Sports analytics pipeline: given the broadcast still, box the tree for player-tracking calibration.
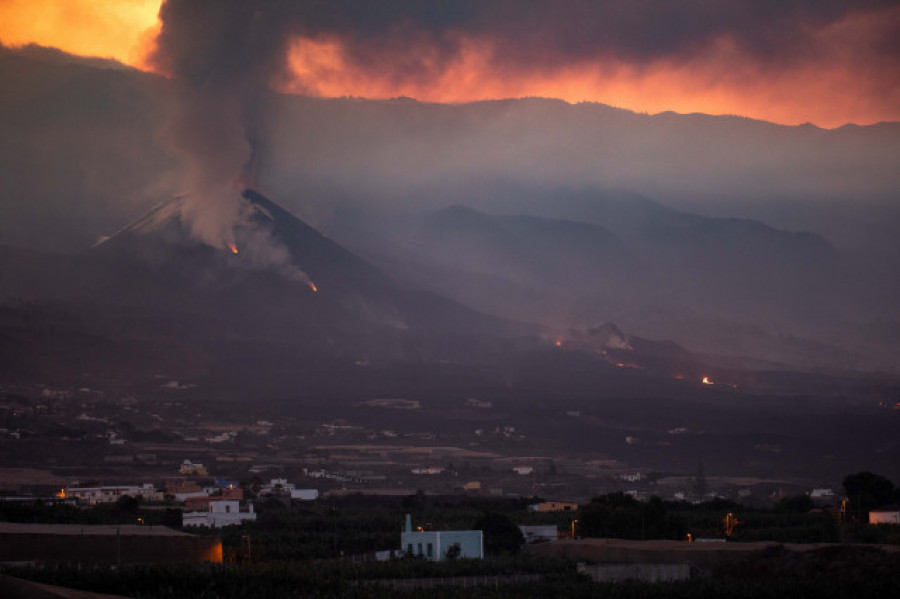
[693,460,708,498]
[579,493,682,540]
[445,543,461,560]
[161,508,183,528]
[116,494,140,515]
[843,472,895,512]
[776,494,814,513]
[580,493,638,538]
[472,512,524,555]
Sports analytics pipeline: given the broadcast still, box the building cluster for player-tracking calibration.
[259,478,319,501]
[528,501,578,512]
[179,459,208,476]
[60,483,162,505]
[58,471,320,529]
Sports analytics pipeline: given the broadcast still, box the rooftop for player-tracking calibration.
[0,523,192,537]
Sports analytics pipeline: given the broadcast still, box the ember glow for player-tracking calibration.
[308,282,317,293]
[702,376,714,385]
[228,243,239,255]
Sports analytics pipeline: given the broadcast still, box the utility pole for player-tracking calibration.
[240,534,251,562]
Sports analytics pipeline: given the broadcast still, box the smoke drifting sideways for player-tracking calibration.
[146,0,900,131]
[147,1,900,221]
[145,0,900,261]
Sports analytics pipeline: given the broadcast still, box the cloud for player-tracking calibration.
[3,1,898,125]
[276,0,900,126]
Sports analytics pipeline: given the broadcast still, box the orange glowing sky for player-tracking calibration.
[2,0,898,128]
[0,0,160,68]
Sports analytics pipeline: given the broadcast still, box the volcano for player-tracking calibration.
[0,189,710,398]
[0,190,536,390]
[88,188,527,334]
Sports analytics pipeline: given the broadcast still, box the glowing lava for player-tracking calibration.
[555,340,562,347]
[702,376,714,385]
[309,282,318,292]
[228,243,239,255]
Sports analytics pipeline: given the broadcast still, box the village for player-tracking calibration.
[0,383,854,509]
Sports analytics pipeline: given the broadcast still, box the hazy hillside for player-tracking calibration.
[2,45,899,373]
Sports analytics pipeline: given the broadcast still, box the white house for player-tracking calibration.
[261,478,295,494]
[179,460,208,475]
[290,488,319,501]
[809,488,839,506]
[183,500,256,528]
[518,525,557,543]
[400,514,482,561]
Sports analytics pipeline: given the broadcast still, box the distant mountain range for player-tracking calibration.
[317,192,883,371]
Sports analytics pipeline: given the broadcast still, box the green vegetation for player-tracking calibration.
[580,493,683,540]
[471,512,524,554]
[3,555,899,599]
[843,471,899,514]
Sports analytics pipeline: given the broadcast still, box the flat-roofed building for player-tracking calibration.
[519,524,558,543]
[0,522,221,564]
[528,501,578,512]
[870,506,900,524]
[183,499,256,528]
[400,514,483,561]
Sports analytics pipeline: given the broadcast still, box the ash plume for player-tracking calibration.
[148,1,295,258]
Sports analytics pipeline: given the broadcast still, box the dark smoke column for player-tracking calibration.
[148,0,295,248]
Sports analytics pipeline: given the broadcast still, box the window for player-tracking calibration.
[417,543,422,555]
[427,543,433,558]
